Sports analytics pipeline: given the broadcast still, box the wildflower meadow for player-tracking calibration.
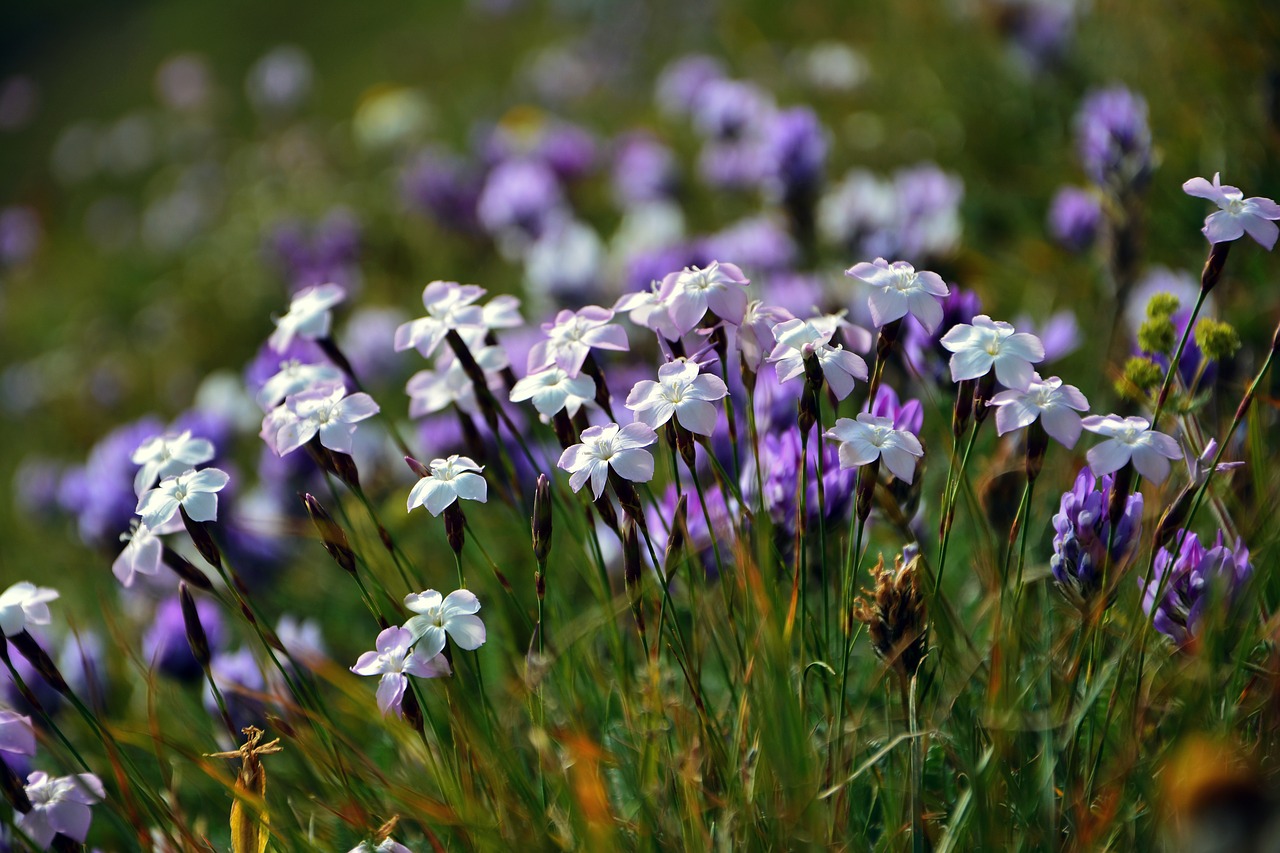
[2,1,1280,849]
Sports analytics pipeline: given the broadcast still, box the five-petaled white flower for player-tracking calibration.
[626,359,729,436]
[350,626,450,717]
[939,314,1044,391]
[111,520,170,588]
[659,261,750,334]
[268,283,346,353]
[988,374,1090,448]
[1183,172,1280,250]
[131,430,216,496]
[481,294,524,331]
[270,384,380,456]
[528,306,629,377]
[0,582,59,637]
[406,345,508,418]
[393,281,487,358]
[256,359,344,410]
[825,413,925,483]
[1082,414,1181,484]
[845,258,951,333]
[614,281,679,340]
[509,366,597,418]
[136,467,230,529]
[403,588,487,658]
[0,710,34,758]
[767,318,869,401]
[738,300,795,373]
[407,455,488,516]
[18,771,106,849]
[558,422,657,499]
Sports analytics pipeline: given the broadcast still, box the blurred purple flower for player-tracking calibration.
[645,483,736,580]
[1074,85,1151,188]
[611,132,678,207]
[205,647,268,731]
[0,206,41,268]
[1047,186,1102,251]
[893,164,964,260]
[266,211,361,293]
[655,54,726,117]
[144,595,227,682]
[867,384,924,435]
[1050,467,1143,599]
[476,159,566,248]
[401,149,482,234]
[58,417,165,547]
[704,217,796,274]
[742,425,854,537]
[762,106,827,199]
[1142,530,1251,646]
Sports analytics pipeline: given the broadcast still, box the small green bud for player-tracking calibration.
[1194,318,1241,363]
[1146,292,1181,320]
[1116,356,1162,401]
[1137,317,1176,355]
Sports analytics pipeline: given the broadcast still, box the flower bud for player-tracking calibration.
[180,506,222,571]
[1118,356,1162,400]
[302,493,356,575]
[551,411,578,450]
[180,582,211,670]
[973,373,997,426]
[664,494,688,577]
[443,503,466,557]
[610,472,647,533]
[1107,464,1134,530]
[1025,420,1049,483]
[9,632,69,697]
[162,546,214,590]
[580,354,616,420]
[447,330,502,433]
[675,423,697,471]
[856,458,880,523]
[404,456,431,479]
[532,474,553,566]
[400,684,425,734]
[1153,484,1195,551]
[1200,240,1231,295]
[622,520,646,638]
[952,378,975,439]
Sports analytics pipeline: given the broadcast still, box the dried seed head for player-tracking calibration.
[302,493,356,574]
[852,552,928,680]
[532,473,553,565]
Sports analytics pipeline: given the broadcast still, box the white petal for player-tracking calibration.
[1086,439,1131,477]
[444,613,487,650]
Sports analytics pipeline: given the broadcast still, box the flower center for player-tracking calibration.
[1227,198,1245,215]
[892,272,917,292]
[592,438,617,461]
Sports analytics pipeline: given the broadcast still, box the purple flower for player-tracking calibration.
[655,54,725,117]
[741,425,855,536]
[401,148,482,234]
[1047,186,1103,251]
[265,210,361,293]
[1074,86,1151,187]
[761,107,827,199]
[143,595,227,681]
[0,710,34,759]
[902,286,982,384]
[645,483,736,579]
[893,164,965,260]
[867,384,924,435]
[0,206,40,268]
[1182,172,1280,250]
[1142,531,1251,646]
[205,647,267,731]
[476,159,566,247]
[17,771,105,849]
[528,306,629,376]
[692,80,774,188]
[350,626,450,716]
[704,217,796,274]
[611,133,678,207]
[1050,467,1144,598]
[57,417,165,547]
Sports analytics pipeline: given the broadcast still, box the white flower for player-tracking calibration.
[18,771,106,849]
[0,710,34,758]
[939,314,1044,391]
[403,588,487,658]
[136,467,230,529]
[1082,414,1181,484]
[766,318,869,401]
[845,257,950,333]
[481,294,523,330]
[557,422,656,499]
[614,281,679,340]
[738,300,795,373]
[625,359,729,436]
[1183,172,1280,250]
[272,384,380,456]
[0,582,59,637]
[509,366,597,418]
[405,345,508,418]
[350,626,449,716]
[268,283,346,353]
[407,455,488,516]
[393,281,487,358]
[112,521,165,587]
[130,430,216,497]
[527,306,629,377]
[824,413,925,483]
[348,840,413,853]
[256,359,344,410]
[658,261,750,334]
[988,374,1090,448]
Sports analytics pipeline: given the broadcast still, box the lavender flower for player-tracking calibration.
[611,132,678,207]
[741,425,854,535]
[58,416,165,547]
[1050,467,1144,598]
[1182,173,1280,250]
[143,595,227,681]
[350,626,450,717]
[401,148,482,234]
[0,206,40,268]
[1074,86,1151,187]
[761,106,828,199]
[1047,186,1103,251]
[655,55,725,117]
[1141,530,1251,646]
[476,159,566,248]
[17,771,105,849]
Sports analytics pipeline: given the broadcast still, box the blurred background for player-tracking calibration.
[0,0,1278,721]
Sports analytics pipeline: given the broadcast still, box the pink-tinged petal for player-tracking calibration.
[404,651,450,679]
[708,284,748,325]
[1058,384,1090,411]
[835,436,880,469]
[19,806,57,848]
[50,800,93,841]
[557,445,587,472]
[275,419,317,456]
[181,492,218,523]
[636,399,676,430]
[1086,439,1131,477]
[867,288,909,328]
[1242,216,1279,251]
[1246,197,1280,218]
[878,445,918,484]
[1130,445,1172,484]
[137,494,180,529]
[1002,333,1046,364]
[948,348,992,382]
[1202,211,1246,244]
[906,290,944,334]
[845,261,886,283]
[616,422,658,448]
[67,773,105,804]
[452,471,487,503]
[350,651,383,676]
[994,356,1035,392]
[568,463,594,494]
[822,365,856,400]
[444,613,487,650]
[824,417,859,444]
[1182,176,1228,204]
[589,462,609,499]
[1040,406,1082,448]
[886,430,924,458]
[993,398,1038,436]
[376,672,407,716]
[187,468,230,493]
[829,349,869,381]
[0,712,34,757]
[441,588,481,616]
[1143,430,1183,460]
[610,448,655,483]
[916,270,950,296]
[676,400,718,436]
